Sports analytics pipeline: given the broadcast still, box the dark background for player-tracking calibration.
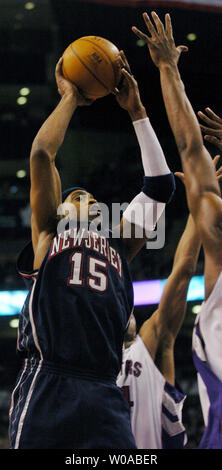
[0,0,221,448]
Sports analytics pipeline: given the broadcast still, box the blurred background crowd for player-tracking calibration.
[0,0,221,449]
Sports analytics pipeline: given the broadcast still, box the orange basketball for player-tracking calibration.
[62,36,121,100]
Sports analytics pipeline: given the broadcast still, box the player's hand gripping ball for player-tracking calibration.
[62,36,122,100]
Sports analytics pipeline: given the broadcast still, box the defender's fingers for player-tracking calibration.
[151,11,165,36]
[132,25,150,43]
[213,155,221,168]
[205,107,222,123]
[216,173,222,182]
[142,12,158,37]
[165,13,174,40]
[204,135,222,147]
[216,167,222,177]
[198,111,221,129]
[216,165,222,179]
[200,125,222,136]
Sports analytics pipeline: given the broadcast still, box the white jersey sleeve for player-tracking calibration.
[197,271,222,382]
[192,271,222,448]
[117,335,186,449]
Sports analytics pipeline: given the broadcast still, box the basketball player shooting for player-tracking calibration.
[9,51,175,449]
[133,11,222,449]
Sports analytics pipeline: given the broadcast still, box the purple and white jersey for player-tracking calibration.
[192,271,222,449]
[117,335,187,449]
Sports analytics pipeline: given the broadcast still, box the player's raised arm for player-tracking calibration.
[132,12,222,297]
[30,58,93,268]
[132,12,221,209]
[140,211,200,385]
[114,51,175,262]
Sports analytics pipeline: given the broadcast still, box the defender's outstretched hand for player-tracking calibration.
[132,11,188,69]
[55,58,94,106]
[115,51,146,120]
[198,108,222,152]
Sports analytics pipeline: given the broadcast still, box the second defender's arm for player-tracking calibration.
[139,213,201,384]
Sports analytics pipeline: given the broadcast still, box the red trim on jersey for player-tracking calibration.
[19,271,38,279]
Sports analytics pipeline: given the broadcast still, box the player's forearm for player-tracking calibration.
[159,63,220,202]
[133,115,171,177]
[121,112,175,244]
[159,63,203,156]
[31,93,77,161]
[156,217,201,341]
[172,214,201,275]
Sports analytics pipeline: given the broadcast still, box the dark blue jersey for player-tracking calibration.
[17,223,134,380]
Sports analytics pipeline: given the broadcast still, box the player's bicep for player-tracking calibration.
[139,311,160,362]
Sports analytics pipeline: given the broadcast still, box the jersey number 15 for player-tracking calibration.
[68,251,108,293]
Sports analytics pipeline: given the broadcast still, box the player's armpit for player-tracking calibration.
[116,193,166,262]
[116,217,148,263]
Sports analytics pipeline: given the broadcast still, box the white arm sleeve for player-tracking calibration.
[123,192,165,234]
[133,117,170,176]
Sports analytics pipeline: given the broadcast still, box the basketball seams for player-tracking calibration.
[70,44,109,93]
[80,38,119,86]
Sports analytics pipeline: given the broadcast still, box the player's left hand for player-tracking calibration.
[114,51,146,119]
[55,58,94,106]
[132,12,188,69]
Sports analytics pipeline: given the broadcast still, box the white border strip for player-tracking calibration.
[28,279,43,360]
[14,360,42,448]
[9,359,28,420]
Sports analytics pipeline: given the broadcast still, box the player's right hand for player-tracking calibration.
[55,58,94,106]
[175,155,222,186]
[198,108,222,152]
[115,51,146,120]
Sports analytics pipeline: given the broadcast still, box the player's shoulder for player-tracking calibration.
[17,241,39,288]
